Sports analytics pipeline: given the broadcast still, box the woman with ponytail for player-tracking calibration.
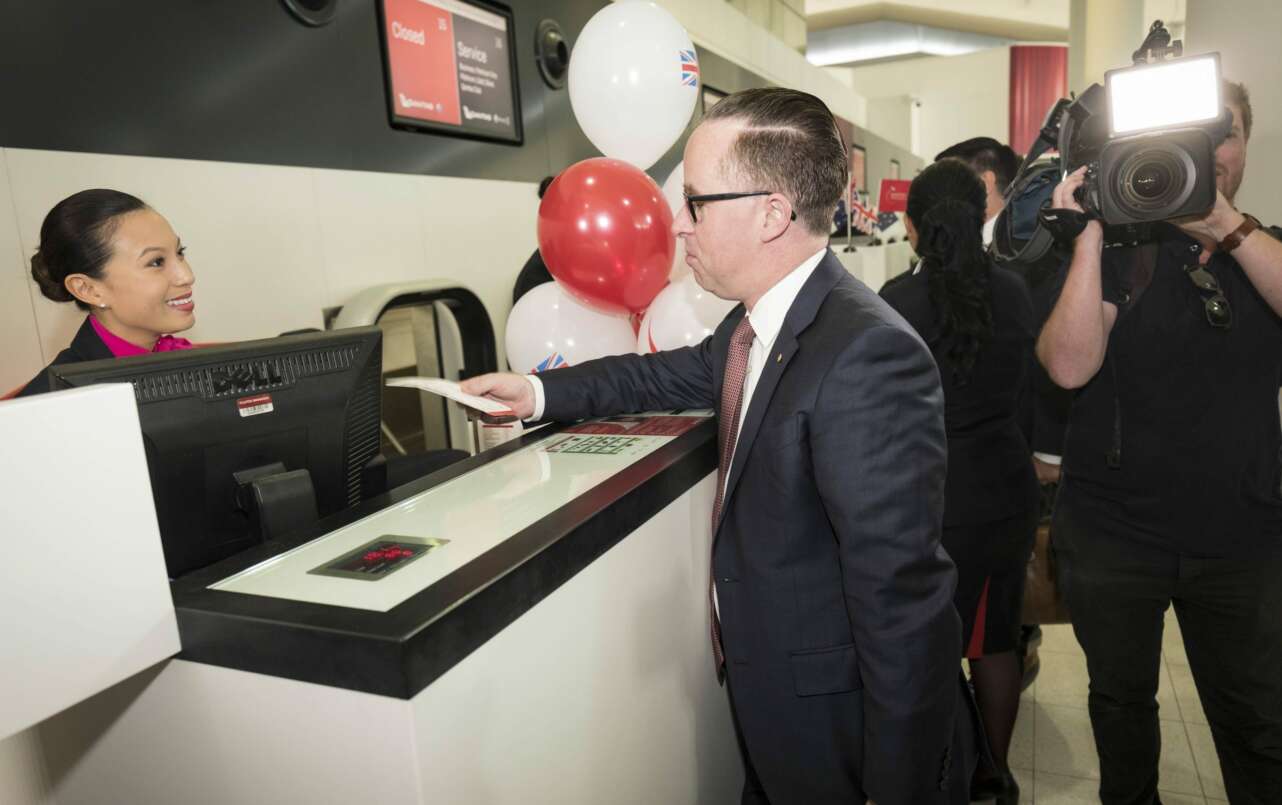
[881,159,1038,805]
[16,189,196,397]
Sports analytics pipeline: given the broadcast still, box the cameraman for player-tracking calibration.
[1039,81,1282,804]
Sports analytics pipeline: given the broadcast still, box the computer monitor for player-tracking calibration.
[50,327,383,578]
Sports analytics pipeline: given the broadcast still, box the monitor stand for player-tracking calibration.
[233,463,320,543]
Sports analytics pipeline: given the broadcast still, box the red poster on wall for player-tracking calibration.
[878,179,912,213]
[383,0,461,127]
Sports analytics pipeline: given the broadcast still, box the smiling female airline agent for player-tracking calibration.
[16,189,196,397]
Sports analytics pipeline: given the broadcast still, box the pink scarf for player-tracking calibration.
[89,315,195,357]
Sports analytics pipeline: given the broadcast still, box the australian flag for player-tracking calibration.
[534,353,569,373]
[680,50,699,88]
[876,211,899,231]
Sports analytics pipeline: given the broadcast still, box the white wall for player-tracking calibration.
[649,0,867,127]
[1185,0,1282,224]
[0,153,45,393]
[0,149,540,394]
[843,46,1012,162]
[867,96,914,155]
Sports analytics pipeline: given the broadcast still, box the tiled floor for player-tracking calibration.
[1003,610,1230,804]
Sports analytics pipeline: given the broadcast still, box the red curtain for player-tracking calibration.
[1009,45,1068,156]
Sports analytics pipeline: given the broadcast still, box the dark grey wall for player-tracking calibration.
[0,1,776,184]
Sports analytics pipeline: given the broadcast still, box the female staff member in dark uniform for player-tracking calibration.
[881,159,1039,805]
[17,189,196,397]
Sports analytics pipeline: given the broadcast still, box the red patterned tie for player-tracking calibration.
[709,315,755,675]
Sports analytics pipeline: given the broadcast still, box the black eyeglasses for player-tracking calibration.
[684,191,797,224]
[1184,263,1233,329]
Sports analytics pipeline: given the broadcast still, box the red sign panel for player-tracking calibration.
[379,0,520,143]
[877,179,912,213]
[384,0,461,127]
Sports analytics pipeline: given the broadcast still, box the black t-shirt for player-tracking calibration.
[1061,223,1282,557]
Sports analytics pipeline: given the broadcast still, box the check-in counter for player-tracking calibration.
[29,411,743,804]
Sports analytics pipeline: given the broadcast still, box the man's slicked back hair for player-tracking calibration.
[702,87,848,235]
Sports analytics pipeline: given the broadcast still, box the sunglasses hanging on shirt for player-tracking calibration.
[1183,263,1233,329]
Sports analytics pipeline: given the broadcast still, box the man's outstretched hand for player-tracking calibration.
[460,372,536,422]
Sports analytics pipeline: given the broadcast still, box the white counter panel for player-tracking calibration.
[211,415,708,612]
[0,385,179,740]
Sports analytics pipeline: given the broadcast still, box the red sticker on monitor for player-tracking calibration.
[236,394,274,418]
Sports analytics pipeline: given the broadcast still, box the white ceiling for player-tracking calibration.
[805,0,1071,40]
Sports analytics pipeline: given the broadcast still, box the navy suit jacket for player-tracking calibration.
[539,252,972,804]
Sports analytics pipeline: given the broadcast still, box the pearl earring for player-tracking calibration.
[99,303,107,309]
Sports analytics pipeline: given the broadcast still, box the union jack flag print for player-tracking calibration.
[680,50,699,87]
[850,200,878,235]
[534,353,569,373]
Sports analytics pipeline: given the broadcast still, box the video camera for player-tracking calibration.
[994,21,1233,265]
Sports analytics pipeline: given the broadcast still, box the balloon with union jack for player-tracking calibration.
[568,2,700,170]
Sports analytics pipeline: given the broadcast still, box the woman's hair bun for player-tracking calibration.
[30,249,75,303]
[28,189,148,310]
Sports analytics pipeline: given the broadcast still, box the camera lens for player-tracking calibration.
[1110,140,1196,218]
[1130,161,1174,200]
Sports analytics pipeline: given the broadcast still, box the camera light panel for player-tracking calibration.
[1107,54,1220,136]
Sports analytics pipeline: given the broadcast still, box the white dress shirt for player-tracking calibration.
[725,248,825,472]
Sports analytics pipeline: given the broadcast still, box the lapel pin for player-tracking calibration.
[776,353,782,363]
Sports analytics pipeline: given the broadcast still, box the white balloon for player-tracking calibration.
[506,282,638,373]
[636,275,737,354]
[569,2,699,171]
[660,161,690,280]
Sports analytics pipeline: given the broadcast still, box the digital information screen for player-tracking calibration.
[379,0,521,144]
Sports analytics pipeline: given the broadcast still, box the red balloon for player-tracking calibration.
[538,158,674,315]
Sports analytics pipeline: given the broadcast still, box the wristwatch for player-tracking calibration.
[1217,213,1261,253]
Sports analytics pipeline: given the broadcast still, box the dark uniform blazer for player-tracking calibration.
[15,317,114,397]
[880,265,1040,525]
[538,251,974,805]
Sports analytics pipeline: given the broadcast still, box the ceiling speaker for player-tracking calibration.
[535,19,570,90]
[281,0,338,27]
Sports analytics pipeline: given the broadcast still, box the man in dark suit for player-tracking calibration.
[464,88,973,805]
